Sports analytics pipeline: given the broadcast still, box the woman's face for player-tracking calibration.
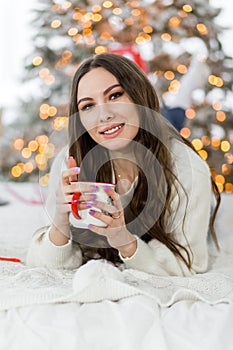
[77,67,139,152]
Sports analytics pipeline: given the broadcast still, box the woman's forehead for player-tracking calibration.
[77,67,120,98]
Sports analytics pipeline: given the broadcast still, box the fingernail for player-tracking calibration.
[88,224,93,230]
[89,209,95,215]
[74,167,80,173]
[90,194,97,199]
[104,185,110,190]
[91,185,98,191]
[84,203,92,208]
[89,200,97,206]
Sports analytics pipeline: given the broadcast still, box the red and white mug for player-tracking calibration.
[69,181,115,229]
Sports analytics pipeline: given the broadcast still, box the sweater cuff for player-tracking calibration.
[42,227,73,263]
[118,235,170,275]
[118,235,144,263]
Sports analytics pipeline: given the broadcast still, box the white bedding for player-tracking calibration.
[0,182,233,350]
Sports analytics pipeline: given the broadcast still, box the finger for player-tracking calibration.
[89,209,114,226]
[87,224,107,237]
[68,156,78,182]
[90,200,119,216]
[105,188,123,211]
[70,183,98,193]
[62,167,80,185]
[65,193,97,203]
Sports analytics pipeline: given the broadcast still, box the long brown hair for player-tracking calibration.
[68,53,220,269]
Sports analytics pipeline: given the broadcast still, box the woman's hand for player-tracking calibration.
[50,157,98,245]
[87,187,137,258]
[50,157,80,245]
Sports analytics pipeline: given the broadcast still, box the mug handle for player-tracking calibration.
[71,192,82,219]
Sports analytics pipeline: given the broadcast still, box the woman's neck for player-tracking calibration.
[111,157,138,194]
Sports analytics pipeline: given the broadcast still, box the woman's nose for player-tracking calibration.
[99,104,115,123]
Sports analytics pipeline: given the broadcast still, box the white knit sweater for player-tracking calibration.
[26,140,212,276]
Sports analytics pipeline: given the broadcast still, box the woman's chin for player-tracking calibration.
[100,138,131,152]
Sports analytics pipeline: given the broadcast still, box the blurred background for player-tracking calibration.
[0,0,232,194]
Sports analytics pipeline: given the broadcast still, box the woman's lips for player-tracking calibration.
[99,123,125,139]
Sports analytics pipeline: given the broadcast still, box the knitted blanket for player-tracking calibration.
[0,248,233,311]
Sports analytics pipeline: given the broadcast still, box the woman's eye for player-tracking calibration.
[109,91,123,100]
[80,103,94,112]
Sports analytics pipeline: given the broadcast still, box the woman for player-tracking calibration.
[26,53,220,276]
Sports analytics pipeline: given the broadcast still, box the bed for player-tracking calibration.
[0,181,233,350]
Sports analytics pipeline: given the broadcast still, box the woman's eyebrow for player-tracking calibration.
[77,84,121,106]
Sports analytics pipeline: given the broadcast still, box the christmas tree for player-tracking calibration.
[1,0,232,193]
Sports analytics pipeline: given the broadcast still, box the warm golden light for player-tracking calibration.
[53,116,68,130]
[180,127,191,139]
[36,154,47,166]
[28,140,38,152]
[41,143,55,158]
[191,138,203,151]
[21,148,32,159]
[198,149,208,160]
[39,68,50,78]
[39,174,50,187]
[143,25,153,33]
[161,33,171,41]
[183,4,193,12]
[177,64,187,74]
[36,135,49,144]
[202,136,211,146]
[135,33,151,44]
[32,56,43,66]
[62,1,72,10]
[225,183,233,193]
[51,19,62,29]
[164,71,175,80]
[215,174,225,184]
[40,104,50,114]
[93,13,102,22]
[221,140,231,152]
[48,106,57,117]
[212,101,222,111]
[208,75,224,87]
[95,46,107,54]
[216,111,226,122]
[11,165,23,178]
[125,18,134,26]
[103,1,113,8]
[132,9,141,16]
[112,7,122,15]
[225,153,233,164]
[13,138,24,150]
[100,32,113,40]
[168,80,180,92]
[196,23,208,35]
[92,5,102,12]
[185,108,196,119]
[211,137,220,148]
[216,182,224,192]
[24,162,34,173]
[222,164,231,175]
[169,17,181,27]
[68,27,78,36]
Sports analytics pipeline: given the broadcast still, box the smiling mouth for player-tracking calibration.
[99,123,125,135]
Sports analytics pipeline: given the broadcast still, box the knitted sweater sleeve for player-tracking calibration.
[26,147,82,269]
[119,140,212,277]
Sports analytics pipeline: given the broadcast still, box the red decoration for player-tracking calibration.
[109,44,148,73]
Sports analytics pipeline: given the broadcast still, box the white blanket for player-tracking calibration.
[0,250,233,311]
[1,182,233,350]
